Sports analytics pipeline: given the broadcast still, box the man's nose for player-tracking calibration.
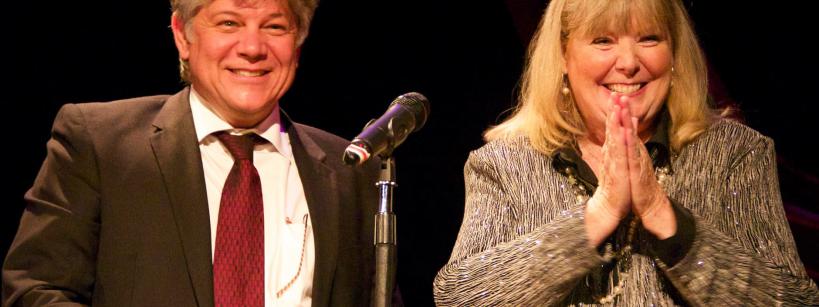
[237,29,267,62]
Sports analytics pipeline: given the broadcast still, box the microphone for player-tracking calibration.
[343,92,430,165]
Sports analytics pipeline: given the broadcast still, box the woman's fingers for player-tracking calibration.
[620,100,671,230]
[606,93,626,153]
[586,95,630,246]
[597,92,631,218]
[622,103,652,212]
[612,95,678,238]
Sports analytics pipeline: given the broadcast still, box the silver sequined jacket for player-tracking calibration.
[433,120,819,306]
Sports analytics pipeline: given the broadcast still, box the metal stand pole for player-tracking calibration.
[373,157,397,307]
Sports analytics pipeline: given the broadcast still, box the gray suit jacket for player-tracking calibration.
[3,87,380,306]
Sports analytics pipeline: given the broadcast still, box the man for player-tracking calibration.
[2,0,380,305]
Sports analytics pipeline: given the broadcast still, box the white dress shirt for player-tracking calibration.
[189,88,314,306]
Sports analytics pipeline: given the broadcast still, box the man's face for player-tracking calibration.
[172,0,299,128]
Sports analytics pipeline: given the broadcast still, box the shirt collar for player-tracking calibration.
[189,86,293,160]
[644,110,672,170]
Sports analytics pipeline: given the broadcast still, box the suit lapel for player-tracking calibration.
[285,115,340,306]
[149,87,214,307]
[148,98,341,306]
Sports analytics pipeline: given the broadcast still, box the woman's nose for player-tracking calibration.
[614,45,640,77]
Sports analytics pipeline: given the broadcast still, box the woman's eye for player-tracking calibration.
[640,35,662,45]
[592,37,613,45]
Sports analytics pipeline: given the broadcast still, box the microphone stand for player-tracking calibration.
[373,127,398,307]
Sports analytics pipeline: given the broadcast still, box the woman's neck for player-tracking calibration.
[577,138,604,177]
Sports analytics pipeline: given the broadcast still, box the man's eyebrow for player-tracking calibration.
[209,11,287,19]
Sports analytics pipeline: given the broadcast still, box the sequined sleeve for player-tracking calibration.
[433,122,818,305]
[661,132,819,305]
[433,145,605,305]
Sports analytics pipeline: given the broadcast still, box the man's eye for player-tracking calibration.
[218,20,238,27]
[265,23,292,35]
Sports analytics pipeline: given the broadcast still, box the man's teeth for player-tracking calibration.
[233,70,266,77]
[607,84,642,94]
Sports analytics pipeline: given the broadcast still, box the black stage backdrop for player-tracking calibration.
[5,1,818,305]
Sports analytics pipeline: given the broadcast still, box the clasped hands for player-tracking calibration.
[585,93,677,248]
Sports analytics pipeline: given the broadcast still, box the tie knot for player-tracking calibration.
[215,132,263,161]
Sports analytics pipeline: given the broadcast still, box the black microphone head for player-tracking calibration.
[390,92,430,132]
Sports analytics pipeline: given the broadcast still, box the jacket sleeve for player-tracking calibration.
[660,137,819,306]
[2,104,100,307]
[433,148,605,305]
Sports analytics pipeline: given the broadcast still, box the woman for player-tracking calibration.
[433,0,819,305]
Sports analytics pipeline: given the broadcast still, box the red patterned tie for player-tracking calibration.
[213,132,265,307]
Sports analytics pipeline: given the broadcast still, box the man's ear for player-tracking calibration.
[294,46,301,67]
[171,13,191,60]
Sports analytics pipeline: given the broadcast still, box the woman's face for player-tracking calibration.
[564,24,672,140]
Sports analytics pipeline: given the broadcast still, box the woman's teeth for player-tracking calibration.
[606,84,642,94]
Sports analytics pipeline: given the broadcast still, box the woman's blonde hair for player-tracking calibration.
[484,0,717,154]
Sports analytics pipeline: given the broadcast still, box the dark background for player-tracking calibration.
[5,1,818,306]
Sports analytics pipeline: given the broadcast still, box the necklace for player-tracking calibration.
[563,165,670,304]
